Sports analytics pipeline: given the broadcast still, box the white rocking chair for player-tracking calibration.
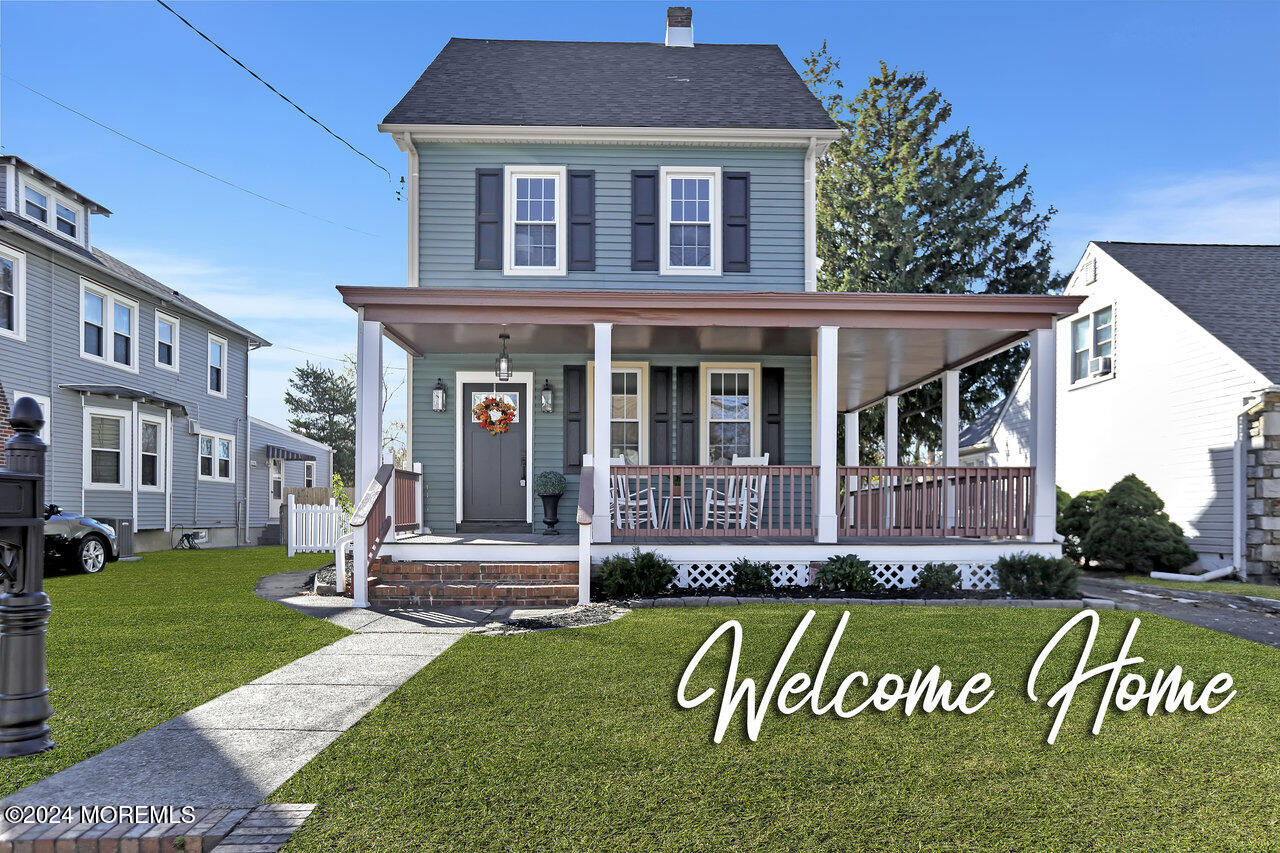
[608,455,658,530]
[702,453,769,530]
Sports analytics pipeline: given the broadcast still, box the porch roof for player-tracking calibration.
[338,287,1083,411]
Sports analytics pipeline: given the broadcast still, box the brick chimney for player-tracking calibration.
[665,6,693,47]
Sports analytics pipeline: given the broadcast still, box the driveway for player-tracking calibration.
[1080,576,1280,649]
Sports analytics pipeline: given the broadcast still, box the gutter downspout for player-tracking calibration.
[803,136,818,293]
[1233,387,1280,580]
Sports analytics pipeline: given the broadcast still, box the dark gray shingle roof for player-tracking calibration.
[383,38,838,130]
[959,396,1009,449]
[1096,242,1280,383]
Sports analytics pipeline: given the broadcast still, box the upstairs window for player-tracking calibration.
[81,281,137,371]
[208,334,227,397]
[0,244,25,340]
[504,166,565,275]
[155,312,179,370]
[24,187,48,223]
[55,203,78,238]
[20,178,84,241]
[660,167,721,275]
[1070,306,1115,384]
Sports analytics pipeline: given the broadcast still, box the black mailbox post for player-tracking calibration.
[0,397,54,757]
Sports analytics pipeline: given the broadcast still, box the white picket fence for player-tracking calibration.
[286,494,349,557]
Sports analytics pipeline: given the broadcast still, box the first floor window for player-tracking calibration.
[270,459,283,500]
[218,438,232,479]
[83,290,105,357]
[198,432,234,481]
[610,370,641,464]
[304,461,316,489]
[0,247,21,336]
[208,335,226,395]
[139,420,163,489]
[89,414,124,486]
[199,435,215,478]
[1070,306,1115,383]
[706,369,753,464]
[24,186,48,223]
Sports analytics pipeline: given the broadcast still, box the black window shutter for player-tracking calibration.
[631,170,659,271]
[762,366,784,464]
[475,168,503,270]
[568,170,596,271]
[650,366,673,464]
[723,171,750,272]
[675,366,699,464]
[563,365,587,472]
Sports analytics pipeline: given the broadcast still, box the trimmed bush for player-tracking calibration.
[533,470,567,496]
[1059,489,1106,562]
[731,558,776,593]
[599,548,676,598]
[995,553,1080,598]
[916,562,960,595]
[1080,475,1197,572]
[816,554,880,595]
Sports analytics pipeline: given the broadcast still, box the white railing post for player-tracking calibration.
[884,395,899,529]
[1029,327,1057,542]
[843,411,858,528]
[815,326,839,543]
[942,370,960,530]
[592,322,613,542]
[578,453,594,605]
[413,461,424,532]
[286,493,296,557]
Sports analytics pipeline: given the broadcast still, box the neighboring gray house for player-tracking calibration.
[0,155,272,552]
[959,365,1031,468]
[247,417,333,545]
[963,241,1280,582]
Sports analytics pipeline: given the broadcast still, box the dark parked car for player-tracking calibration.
[44,505,119,573]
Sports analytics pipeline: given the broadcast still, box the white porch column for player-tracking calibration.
[843,410,858,466]
[815,326,839,543]
[942,370,960,529]
[1029,327,1057,542]
[592,322,613,542]
[884,395,899,466]
[353,309,383,608]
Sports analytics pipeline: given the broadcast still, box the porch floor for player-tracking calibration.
[394,532,1028,547]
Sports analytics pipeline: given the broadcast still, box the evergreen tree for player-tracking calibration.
[284,361,356,481]
[804,46,1064,454]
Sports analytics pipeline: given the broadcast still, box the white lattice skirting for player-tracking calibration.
[672,561,1000,591]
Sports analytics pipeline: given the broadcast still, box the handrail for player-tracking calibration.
[576,466,594,526]
[350,464,394,528]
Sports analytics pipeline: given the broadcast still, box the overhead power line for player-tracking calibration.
[155,0,392,181]
[3,76,381,238]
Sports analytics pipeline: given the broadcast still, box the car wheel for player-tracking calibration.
[76,535,108,574]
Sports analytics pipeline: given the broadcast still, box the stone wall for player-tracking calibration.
[1245,391,1280,584]
[0,381,12,467]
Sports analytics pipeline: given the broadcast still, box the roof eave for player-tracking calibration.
[378,123,843,148]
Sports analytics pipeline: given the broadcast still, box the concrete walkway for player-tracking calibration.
[1079,576,1280,649]
[2,570,512,810]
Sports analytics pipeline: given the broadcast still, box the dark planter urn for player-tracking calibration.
[540,493,562,535]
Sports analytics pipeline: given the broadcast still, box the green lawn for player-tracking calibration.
[275,605,1280,852]
[1122,574,1280,601]
[1,546,346,799]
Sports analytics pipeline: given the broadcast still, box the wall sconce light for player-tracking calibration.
[495,333,512,381]
[541,379,554,413]
[432,378,447,413]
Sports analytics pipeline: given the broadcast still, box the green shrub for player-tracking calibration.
[1056,486,1072,520]
[599,548,676,598]
[1058,489,1106,562]
[533,470,567,496]
[995,553,1080,598]
[731,558,776,593]
[816,554,880,595]
[1080,475,1197,572]
[916,562,960,595]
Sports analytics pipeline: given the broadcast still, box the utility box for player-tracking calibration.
[97,518,134,559]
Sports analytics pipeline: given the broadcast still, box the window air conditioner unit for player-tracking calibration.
[1088,356,1112,376]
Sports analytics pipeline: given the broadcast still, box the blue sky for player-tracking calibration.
[2,1,1277,427]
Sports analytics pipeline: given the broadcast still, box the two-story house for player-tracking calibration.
[339,8,1082,607]
[0,155,329,556]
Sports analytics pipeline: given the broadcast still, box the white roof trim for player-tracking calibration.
[250,416,333,451]
[378,123,843,149]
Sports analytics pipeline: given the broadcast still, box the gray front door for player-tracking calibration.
[462,383,528,528]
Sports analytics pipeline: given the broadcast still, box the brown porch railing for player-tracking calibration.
[351,463,421,563]
[837,466,1034,538]
[609,465,818,538]
[393,466,420,532]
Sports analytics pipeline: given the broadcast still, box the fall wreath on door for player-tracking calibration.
[472,394,517,435]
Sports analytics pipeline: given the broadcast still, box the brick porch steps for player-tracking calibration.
[369,560,578,607]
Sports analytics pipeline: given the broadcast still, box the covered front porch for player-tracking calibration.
[342,286,1082,605]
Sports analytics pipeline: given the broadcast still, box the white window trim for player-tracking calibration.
[1067,304,1117,389]
[503,165,567,276]
[137,415,167,493]
[18,174,84,242]
[155,311,180,372]
[0,243,26,341]
[198,429,236,483]
[12,391,50,444]
[83,406,131,491]
[79,279,139,373]
[303,460,316,489]
[585,361,651,464]
[207,333,228,398]
[659,165,722,276]
[699,362,762,464]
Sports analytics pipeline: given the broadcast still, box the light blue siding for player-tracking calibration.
[247,418,333,529]
[411,352,811,534]
[417,143,805,291]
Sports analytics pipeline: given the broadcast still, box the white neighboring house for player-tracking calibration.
[962,242,1280,581]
